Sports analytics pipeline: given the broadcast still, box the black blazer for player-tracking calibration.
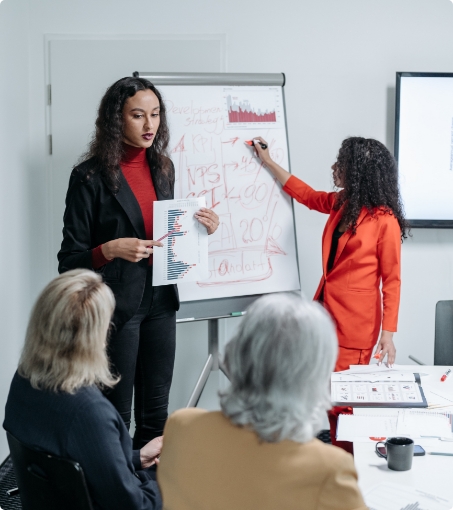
[4,372,161,510]
[58,156,180,327]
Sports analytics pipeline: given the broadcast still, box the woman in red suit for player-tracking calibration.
[251,136,409,449]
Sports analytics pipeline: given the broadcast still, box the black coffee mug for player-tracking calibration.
[375,437,414,471]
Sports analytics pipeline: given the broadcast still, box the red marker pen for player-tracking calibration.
[245,140,268,150]
[441,369,451,382]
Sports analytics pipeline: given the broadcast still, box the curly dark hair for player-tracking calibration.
[333,137,409,241]
[81,76,171,194]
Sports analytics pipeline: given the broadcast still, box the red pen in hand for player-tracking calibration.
[147,230,177,249]
[441,369,451,382]
[155,229,176,243]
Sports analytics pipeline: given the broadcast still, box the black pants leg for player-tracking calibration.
[134,286,176,448]
[105,269,176,449]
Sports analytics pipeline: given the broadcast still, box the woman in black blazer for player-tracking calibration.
[5,269,163,509]
[58,77,219,448]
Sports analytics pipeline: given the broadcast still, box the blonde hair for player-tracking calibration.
[18,269,118,393]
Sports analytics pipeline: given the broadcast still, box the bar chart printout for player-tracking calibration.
[223,86,283,129]
[153,198,208,286]
[365,482,452,510]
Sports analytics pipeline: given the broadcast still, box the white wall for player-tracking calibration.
[1,0,453,460]
[0,0,30,460]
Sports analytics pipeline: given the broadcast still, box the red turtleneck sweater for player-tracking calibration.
[92,144,158,268]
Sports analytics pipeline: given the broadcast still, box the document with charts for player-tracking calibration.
[153,198,208,286]
[331,370,427,407]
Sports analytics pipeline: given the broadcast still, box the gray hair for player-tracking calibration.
[220,293,337,443]
[18,269,118,393]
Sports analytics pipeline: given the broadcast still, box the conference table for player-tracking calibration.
[351,365,453,502]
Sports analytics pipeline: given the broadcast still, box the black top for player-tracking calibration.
[57,157,179,328]
[327,224,344,273]
[3,372,161,510]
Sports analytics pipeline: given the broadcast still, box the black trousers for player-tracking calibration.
[105,267,177,449]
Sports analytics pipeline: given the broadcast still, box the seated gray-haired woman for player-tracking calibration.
[157,293,366,510]
[3,269,162,510]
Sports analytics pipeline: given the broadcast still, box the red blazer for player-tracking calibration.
[283,175,401,350]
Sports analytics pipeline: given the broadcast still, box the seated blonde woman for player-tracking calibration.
[157,293,366,510]
[3,269,163,510]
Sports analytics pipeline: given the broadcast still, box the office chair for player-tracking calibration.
[6,432,93,510]
[434,300,453,366]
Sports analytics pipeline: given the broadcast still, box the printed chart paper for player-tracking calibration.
[331,381,425,405]
[153,198,208,286]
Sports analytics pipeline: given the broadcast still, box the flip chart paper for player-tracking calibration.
[160,84,300,301]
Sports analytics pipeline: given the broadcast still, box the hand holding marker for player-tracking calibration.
[245,139,268,150]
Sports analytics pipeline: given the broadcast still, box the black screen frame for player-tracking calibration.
[395,72,453,229]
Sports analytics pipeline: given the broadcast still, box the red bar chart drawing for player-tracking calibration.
[227,96,277,123]
[224,87,282,129]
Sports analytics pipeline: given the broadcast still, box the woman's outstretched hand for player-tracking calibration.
[374,330,396,367]
[246,137,291,186]
[101,238,163,263]
[195,208,219,235]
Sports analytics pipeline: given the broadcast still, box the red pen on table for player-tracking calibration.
[441,369,451,382]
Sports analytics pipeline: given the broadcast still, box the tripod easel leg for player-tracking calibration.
[186,318,230,407]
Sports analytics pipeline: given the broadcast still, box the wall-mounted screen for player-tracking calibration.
[395,72,453,228]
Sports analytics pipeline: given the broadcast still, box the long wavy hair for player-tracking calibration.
[334,137,409,240]
[81,76,172,194]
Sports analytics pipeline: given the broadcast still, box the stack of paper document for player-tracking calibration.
[337,409,453,442]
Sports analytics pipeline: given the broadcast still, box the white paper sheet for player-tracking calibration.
[401,410,453,439]
[337,414,398,442]
[337,410,453,442]
[153,198,208,286]
[365,482,452,510]
[424,387,453,409]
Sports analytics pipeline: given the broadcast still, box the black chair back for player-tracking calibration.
[434,300,453,366]
[6,432,93,510]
